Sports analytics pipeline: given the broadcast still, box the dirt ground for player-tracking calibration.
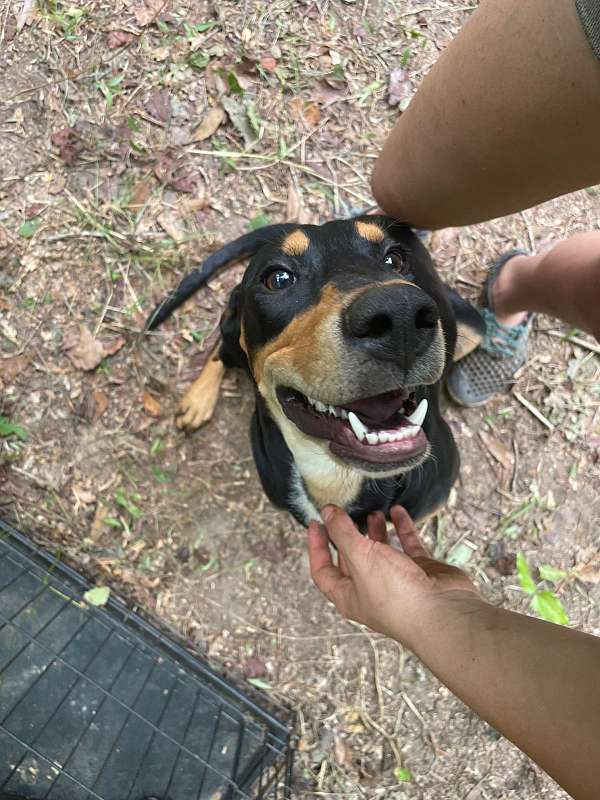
[1,1,600,798]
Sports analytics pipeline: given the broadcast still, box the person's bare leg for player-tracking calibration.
[493,233,600,340]
[371,0,600,229]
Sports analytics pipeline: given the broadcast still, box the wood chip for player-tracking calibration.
[513,390,555,431]
[90,504,109,541]
[478,429,514,470]
[157,210,186,244]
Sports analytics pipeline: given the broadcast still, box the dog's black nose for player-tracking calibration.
[343,283,440,365]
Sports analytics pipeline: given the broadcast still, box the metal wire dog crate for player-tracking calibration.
[0,519,293,800]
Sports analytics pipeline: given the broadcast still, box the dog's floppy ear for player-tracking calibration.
[445,286,486,362]
[145,223,297,330]
[219,284,248,371]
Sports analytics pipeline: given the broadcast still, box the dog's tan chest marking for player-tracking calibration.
[272,418,364,513]
[282,229,310,256]
[303,467,364,511]
[355,220,384,242]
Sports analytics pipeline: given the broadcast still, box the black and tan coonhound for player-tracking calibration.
[146,216,484,528]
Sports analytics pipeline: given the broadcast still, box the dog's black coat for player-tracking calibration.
[147,217,484,527]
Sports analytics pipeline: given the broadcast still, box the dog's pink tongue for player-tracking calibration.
[343,389,408,425]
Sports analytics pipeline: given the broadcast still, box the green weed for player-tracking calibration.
[517,552,569,625]
[0,416,27,441]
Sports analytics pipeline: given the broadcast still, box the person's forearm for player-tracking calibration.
[372,0,600,228]
[407,599,600,799]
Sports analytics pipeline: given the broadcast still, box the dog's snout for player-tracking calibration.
[344,284,440,365]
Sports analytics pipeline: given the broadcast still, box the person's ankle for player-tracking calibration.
[490,254,530,327]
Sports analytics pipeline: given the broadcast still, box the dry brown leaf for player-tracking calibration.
[260,55,277,74]
[157,210,186,243]
[65,325,106,370]
[145,88,172,123]
[0,353,31,384]
[190,106,226,142]
[478,429,514,471]
[107,30,135,48]
[574,560,600,584]
[91,389,109,423]
[65,325,124,371]
[103,337,125,357]
[143,390,162,417]
[303,102,321,126]
[128,180,152,208]
[134,0,166,27]
[47,174,66,195]
[312,79,346,105]
[177,195,207,216]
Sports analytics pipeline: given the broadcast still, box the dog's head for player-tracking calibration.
[220,216,457,479]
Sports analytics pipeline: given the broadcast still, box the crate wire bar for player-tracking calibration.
[0,519,293,800]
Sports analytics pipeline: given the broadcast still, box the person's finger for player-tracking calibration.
[390,505,431,559]
[307,520,334,573]
[308,523,353,608]
[321,505,366,560]
[367,511,387,543]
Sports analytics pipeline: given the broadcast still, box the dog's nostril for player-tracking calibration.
[364,313,393,339]
[415,304,439,329]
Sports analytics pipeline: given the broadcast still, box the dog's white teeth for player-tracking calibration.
[328,405,337,416]
[340,409,349,420]
[348,411,367,442]
[378,431,390,443]
[406,398,428,429]
[366,432,378,445]
[314,400,327,413]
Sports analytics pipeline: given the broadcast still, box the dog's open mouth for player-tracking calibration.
[276,386,428,467]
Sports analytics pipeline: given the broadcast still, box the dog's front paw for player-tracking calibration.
[175,387,215,431]
[175,356,225,431]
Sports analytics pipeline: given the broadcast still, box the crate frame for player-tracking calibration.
[0,518,294,800]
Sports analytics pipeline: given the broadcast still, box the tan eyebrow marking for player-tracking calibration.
[356,220,385,242]
[282,229,310,256]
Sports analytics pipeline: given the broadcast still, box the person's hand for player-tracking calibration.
[307,504,484,650]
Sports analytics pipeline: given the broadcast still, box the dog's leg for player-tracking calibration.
[176,343,225,431]
[446,287,486,362]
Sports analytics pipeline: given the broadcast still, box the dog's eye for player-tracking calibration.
[263,268,296,291]
[384,250,408,274]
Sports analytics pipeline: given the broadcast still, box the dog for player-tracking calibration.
[146,216,484,528]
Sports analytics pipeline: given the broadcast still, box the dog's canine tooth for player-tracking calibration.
[366,432,378,445]
[348,411,367,442]
[406,398,428,428]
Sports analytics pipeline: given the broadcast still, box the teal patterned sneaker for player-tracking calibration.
[447,250,533,407]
